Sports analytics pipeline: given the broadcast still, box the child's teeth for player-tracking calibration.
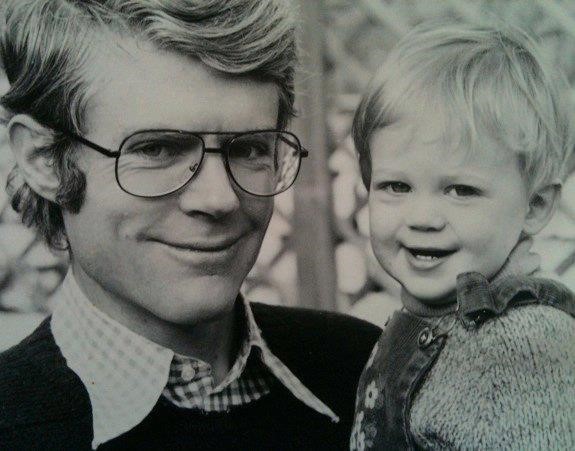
[416,254,438,260]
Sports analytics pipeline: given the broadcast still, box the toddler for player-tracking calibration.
[351,21,575,450]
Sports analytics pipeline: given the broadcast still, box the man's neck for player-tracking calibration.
[70,265,239,384]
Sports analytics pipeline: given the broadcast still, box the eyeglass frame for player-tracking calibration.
[54,128,309,198]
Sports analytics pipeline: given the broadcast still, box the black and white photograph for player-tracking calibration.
[0,1,573,449]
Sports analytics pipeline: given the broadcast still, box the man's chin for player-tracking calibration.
[151,280,241,325]
[150,301,234,328]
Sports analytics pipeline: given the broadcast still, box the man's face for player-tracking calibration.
[63,39,277,325]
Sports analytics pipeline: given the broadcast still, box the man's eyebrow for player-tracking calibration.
[120,126,280,135]
[118,125,175,138]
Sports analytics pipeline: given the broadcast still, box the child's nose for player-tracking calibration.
[405,198,446,232]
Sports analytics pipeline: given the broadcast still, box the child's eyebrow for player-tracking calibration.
[440,173,490,185]
[371,168,409,179]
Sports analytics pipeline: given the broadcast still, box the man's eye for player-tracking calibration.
[128,142,184,160]
[232,141,271,159]
[375,181,411,194]
[445,184,481,198]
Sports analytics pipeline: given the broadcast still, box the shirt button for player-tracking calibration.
[181,365,196,382]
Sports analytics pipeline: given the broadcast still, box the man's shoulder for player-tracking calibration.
[251,302,381,347]
[0,318,91,431]
[0,317,56,390]
[251,302,381,422]
[251,302,380,375]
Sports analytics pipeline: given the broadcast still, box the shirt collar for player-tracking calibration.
[51,270,338,449]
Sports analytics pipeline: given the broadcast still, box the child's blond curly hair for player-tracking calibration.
[353,20,575,196]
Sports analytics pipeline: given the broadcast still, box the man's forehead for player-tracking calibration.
[82,36,280,143]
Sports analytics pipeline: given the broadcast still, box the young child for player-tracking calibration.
[350,21,575,450]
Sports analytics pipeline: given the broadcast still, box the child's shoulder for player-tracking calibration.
[468,302,573,350]
[419,273,574,421]
[425,294,574,372]
[410,303,575,449]
[457,272,574,329]
[456,272,574,351]
[501,273,574,301]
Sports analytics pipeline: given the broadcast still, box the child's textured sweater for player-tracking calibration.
[352,273,575,450]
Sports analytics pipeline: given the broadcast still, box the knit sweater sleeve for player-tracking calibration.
[409,304,575,450]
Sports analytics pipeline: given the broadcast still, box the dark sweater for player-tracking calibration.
[0,303,380,450]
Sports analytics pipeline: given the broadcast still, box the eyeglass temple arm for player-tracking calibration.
[279,135,308,158]
[58,129,119,158]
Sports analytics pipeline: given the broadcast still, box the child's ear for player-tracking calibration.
[7,114,59,202]
[522,181,561,235]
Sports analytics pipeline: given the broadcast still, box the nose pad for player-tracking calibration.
[178,153,240,217]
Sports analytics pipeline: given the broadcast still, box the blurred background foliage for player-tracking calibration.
[1,1,574,341]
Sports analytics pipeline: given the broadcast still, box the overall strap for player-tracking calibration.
[456,272,575,329]
[352,311,448,450]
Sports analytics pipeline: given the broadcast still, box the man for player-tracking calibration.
[0,1,380,449]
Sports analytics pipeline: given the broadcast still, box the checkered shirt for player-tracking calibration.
[51,271,339,449]
[164,339,271,410]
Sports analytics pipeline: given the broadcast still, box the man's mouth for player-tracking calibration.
[148,235,245,254]
[163,239,241,252]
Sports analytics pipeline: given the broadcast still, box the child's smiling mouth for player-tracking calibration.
[402,246,458,269]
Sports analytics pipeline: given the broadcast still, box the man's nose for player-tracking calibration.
[405,196,446,232]
[177,153,240,217]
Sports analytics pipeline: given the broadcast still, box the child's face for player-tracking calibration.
[368,112,531,304]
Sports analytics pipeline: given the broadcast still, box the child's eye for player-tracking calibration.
[375,181,411,194]
[445,184,481,198]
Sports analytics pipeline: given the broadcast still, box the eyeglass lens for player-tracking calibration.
[115,131,302,197]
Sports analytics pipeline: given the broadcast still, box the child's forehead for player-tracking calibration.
[369,111,450,157]
[370,113,513,170]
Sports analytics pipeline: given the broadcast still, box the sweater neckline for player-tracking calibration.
[400,288,457,318]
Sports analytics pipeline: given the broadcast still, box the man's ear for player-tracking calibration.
[7,114,59,202]
[522,181,561,236]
